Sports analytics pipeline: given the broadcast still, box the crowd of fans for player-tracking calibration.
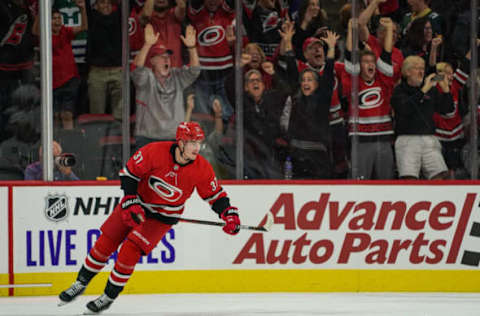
[0,0,479,181]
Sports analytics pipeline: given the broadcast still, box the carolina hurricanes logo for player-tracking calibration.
[128,17,137,35]
[149,175,183,203]
[198,26,225,47]
[262,12,280,33]
[359,87,383,110]
[1,15,28,47]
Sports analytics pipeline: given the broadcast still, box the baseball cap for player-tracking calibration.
[302,37,324,52]
[149,44,173,58]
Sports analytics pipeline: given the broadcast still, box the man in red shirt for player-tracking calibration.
[33,0,87,129]
[358,0,404,84]
[129,0,186,68]
[58,121,241,314]
[187,0,235,118]
[342,17,396,180]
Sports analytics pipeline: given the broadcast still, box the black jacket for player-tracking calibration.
[288,58,335,146]
[391,80,454,135]
[0,1,34,76]
[85,2,122,67]
[242,79,289,179]
[244,90,286,149]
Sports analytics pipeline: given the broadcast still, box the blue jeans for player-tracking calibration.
[193,75,233,120]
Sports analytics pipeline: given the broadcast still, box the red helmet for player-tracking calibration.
[176,121,205,142]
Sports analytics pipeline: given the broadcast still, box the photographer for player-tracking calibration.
[391,55,454,180]
[24,141,79,181]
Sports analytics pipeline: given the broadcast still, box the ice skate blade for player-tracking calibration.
[83,309,99,315]
[57,300,69,307]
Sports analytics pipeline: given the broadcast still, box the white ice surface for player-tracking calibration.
[1,292,480,316]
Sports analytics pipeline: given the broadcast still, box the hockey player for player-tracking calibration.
[58,121,241,314]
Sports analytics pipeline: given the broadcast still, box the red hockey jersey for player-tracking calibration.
[366,34,404,83]
[188,1,234,70]
[0,1,34,73]
[433,67,468,141]
[119,141,227,218]
[128,8,183,68]
[342,52,395,137]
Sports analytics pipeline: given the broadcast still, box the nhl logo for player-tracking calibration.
[45,194,69,222]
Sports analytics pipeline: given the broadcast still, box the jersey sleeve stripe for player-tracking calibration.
[203,188,225,202]
[119,166,141,181]
[454,69,468,85]
[329,103,341,112]
[377,58,394,77]
[344,59,360,75]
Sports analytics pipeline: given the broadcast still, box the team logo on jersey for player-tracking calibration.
[128,17,137,35]
[197,26,225,47]
[359,87,383,110]
[149,176,183,203]
[1,14,28,47]
[261,12,280,33]
[44,194,69,222]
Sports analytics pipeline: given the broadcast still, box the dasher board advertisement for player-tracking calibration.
[8,184,480,295]
[12,184,480,271]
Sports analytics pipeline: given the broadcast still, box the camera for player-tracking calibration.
[55,153,76,167]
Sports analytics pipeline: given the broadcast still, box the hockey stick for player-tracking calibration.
[178,212,274,232]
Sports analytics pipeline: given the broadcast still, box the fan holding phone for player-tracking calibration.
[390,55,455,180]
[431,74,444,82]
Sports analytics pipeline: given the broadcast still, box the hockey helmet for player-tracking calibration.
[176,121,205,142]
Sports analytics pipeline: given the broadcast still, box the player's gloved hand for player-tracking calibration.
[220,207,240,235]
[120,195,145,228]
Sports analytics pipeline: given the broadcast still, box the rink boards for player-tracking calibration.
[2,181,480,296]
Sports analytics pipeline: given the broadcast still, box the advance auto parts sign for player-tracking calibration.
[9,184,480,273]
[231,185,480,269]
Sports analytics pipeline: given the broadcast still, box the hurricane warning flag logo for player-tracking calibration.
[45,194,69,222]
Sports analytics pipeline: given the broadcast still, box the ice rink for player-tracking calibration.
[1,292,480,316]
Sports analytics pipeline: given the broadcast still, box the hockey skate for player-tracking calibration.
[58,280,86,306]
[84,293,114,314]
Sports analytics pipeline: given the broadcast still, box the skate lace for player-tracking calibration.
[65,281,85,296]
[93,294,113,308]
